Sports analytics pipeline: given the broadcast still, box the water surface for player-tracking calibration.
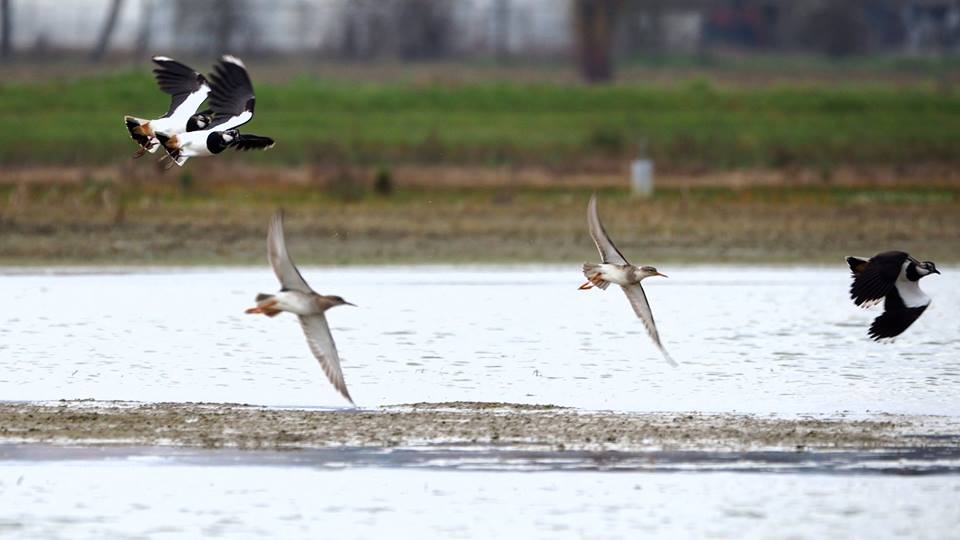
[2,265,957,414]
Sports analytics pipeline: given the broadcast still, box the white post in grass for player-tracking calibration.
[630,158,654,198]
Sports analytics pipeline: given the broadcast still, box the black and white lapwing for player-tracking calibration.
[124,56,213,158]
[579,194,677,366]
[245,211,356,404]
[846,251,940,340]
[156,55,275,167]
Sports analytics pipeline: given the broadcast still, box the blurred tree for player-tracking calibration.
[574,0,622,83]
[214,0,236,55]
[493,0,511,62]
[134,0,154,58]
[337,0,452,60]
[395,0,453,60]
[0,0,11,62]
[90,0,124,62]
[803,1,868,57]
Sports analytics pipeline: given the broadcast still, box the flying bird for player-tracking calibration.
[579,194,676,366]
[124,56,213,158]
[846,251,939,340]
[245,211,356,404]
[157,55,275,167]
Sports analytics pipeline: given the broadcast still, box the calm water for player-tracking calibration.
[1,459,958,540]
[2,265,959,539]
[1,265,957,414]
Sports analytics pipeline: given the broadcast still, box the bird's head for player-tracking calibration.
[187,113,211,131]
[220,129,239,143]
[919,260,940,277]
[638,265,668,280]
[328,295,356,308]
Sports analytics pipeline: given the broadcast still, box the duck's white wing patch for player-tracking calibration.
[620,284,677,367]
[298,314,353,404]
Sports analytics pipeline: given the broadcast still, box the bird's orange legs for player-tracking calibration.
[245,299,281,317]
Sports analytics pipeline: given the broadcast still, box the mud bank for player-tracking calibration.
[1,401,957,453]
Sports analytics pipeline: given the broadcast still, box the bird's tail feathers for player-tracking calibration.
[245,294,281,317]
[845,256,869,274]
[124,115,148,133]
[582,263,610,290]
[155,132,177,149]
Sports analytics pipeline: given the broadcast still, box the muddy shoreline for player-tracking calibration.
[1,401,957,453]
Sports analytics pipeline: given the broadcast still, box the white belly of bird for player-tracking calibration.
[272,291,318,316]
[177,131,214,157]
[597,264,633,286]
[149,116,186,136]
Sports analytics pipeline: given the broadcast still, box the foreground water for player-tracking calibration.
[2,266,958,539]
[1,265,957,414]
[2,460,958,540]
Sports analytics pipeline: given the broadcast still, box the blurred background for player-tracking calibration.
[1,0,959,266]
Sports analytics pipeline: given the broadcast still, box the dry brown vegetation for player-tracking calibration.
[1,165,957,265]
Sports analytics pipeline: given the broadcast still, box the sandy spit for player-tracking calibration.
[0,401,957,452]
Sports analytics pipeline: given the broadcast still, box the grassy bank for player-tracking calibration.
[3,73,960,170]
[1,180,957,265]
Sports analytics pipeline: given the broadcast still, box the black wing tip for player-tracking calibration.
[867,305,927,341]
[233,134,275,151]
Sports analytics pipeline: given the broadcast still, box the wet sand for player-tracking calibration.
[1,401,957,453]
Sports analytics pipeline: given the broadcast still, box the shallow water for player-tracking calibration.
[2,265,959,538]
[1,459,959,540]
[2,265,957,414]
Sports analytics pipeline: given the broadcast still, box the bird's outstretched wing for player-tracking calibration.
[620,284,677,367]
[868,287,929,340]
[231,134,275,151]
[587,194,629,265]
[298,314,353,404]
[849,251,908,308]
[151,56,209,123]
[267,211,312,293]
[208,55,255,130]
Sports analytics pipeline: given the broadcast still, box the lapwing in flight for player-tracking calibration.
[157,55,275,167]
[579,194,677,366]
[124,56,213,158]
[245,211,356,404]
[847,251,939,340]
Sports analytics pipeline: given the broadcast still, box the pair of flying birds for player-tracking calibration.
[125,55,275,168]
[245,195,939,405]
